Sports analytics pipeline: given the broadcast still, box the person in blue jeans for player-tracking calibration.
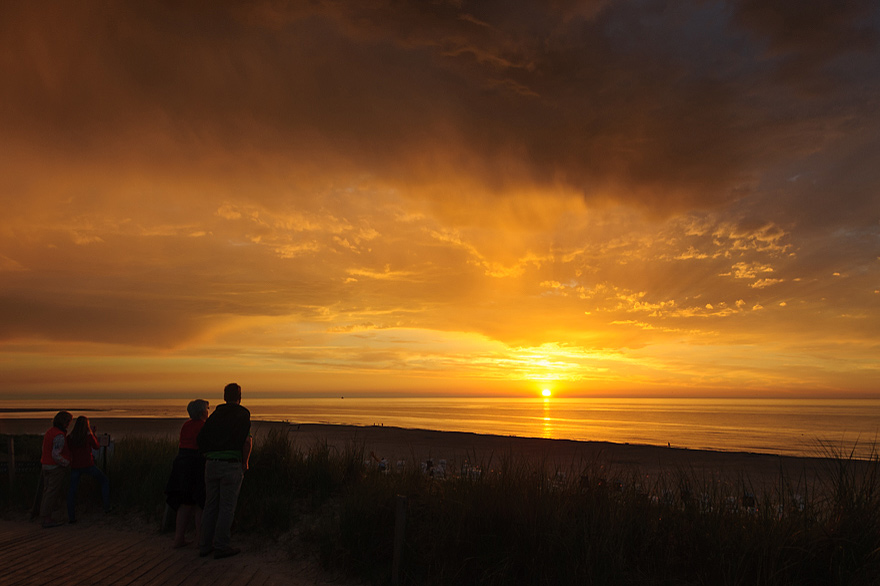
[66,416,110,522]
[197,383,252,559]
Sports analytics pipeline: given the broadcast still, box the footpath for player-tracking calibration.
[0,516,354,586]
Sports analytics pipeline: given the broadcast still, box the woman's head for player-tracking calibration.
[187,399,209,421]
[68,416,91,446]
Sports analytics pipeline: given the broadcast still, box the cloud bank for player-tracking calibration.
[1,1,878,396]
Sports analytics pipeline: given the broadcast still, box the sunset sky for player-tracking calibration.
[1,1,878,400]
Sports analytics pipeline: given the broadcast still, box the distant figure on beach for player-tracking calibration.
[165,399,210,548]
[40,411,72,528]
[197,383,252,559]
[66,416,111,522]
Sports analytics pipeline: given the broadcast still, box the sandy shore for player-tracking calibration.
[1,416,867,490]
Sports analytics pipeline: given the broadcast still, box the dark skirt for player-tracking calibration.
[165,448,206,509]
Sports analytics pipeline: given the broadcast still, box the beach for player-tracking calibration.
[6,415,879,584]
[1,416,861,491]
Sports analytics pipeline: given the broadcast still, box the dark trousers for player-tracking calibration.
[68,465,110,521]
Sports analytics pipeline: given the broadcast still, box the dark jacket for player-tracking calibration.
[197,402,251,455]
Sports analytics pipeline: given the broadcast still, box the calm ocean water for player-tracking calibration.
[3,397,879,459]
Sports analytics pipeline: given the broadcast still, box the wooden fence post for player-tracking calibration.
[31,471,43,519]
[99,433,111,471]
[392,494,407,586]
[7,436,14,489]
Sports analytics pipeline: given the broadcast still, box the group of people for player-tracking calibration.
[40,382,252,560]
[165,382,252,559]
[39,411,110,528]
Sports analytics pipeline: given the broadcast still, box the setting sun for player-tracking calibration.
[542,389,552,397]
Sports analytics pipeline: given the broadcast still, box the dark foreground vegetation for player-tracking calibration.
[3,429,880,585]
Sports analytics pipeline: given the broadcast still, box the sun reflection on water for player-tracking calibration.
[542,397,552,438]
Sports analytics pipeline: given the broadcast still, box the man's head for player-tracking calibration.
[223,382,242,404]
[53,410,72,431]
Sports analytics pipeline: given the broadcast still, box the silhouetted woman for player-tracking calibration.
[165,399,209,548]
[66,415,111,522]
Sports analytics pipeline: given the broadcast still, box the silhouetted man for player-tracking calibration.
[197,383,252,559]
[40,410,72,527]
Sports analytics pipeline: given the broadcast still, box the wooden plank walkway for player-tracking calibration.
[0,520,335,586]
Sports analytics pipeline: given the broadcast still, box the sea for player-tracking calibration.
[3,396,880,459]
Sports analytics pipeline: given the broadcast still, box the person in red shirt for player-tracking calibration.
[66,416,111,523]
[40,411,72,528]
[165,399,210,548]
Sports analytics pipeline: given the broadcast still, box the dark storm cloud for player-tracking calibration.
[2,0,878,216]
[734,0,879,77]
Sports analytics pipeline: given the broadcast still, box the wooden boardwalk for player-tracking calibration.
[0,519,331,586]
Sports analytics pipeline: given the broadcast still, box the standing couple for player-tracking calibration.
[166,382,252,559]
[39,411,111,528]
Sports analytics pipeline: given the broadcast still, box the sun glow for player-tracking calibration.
[542,388,552,397]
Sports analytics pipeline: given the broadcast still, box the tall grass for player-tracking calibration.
[1,434,43,517]
[107,435,178,519]
[4,430,880,585]
[309,444,880,585]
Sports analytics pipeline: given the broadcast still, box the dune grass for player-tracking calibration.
[0,434,44,516]
[3,429,880,584]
